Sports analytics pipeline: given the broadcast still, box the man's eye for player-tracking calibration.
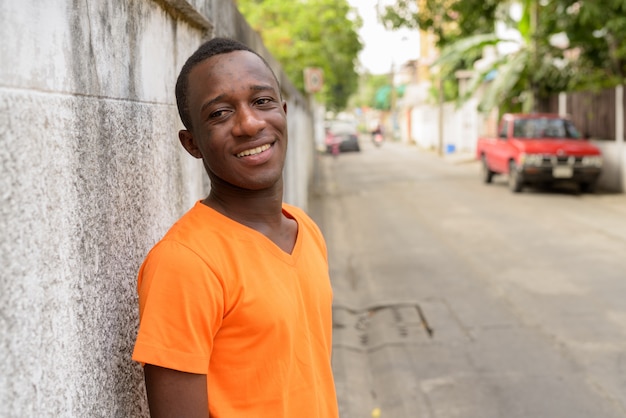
[255,97,273,105]
[209,109,226,118]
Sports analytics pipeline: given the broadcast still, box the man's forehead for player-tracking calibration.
[201,50,267,72]
[191,50,276,80]
[191,51,279,89]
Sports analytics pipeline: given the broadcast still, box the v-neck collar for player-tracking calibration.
[194,201,301,265]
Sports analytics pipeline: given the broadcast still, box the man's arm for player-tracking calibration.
[144,364,209,418]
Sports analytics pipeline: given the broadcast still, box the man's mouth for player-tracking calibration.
[236,143,272,158]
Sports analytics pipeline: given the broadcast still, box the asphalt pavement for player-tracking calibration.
[309,138,626,418]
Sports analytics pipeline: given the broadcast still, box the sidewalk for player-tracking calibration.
[410,143,476,165]
[442,151,476,164]
[398,140,476,165]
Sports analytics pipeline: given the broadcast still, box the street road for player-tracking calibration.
[308,138,626,418]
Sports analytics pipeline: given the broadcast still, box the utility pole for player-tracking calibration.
[438,76,444,156]
[528,0,539,113]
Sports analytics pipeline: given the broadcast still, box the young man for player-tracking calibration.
[132,38,339,417]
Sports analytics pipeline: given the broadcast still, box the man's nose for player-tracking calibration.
[232,106,266,137]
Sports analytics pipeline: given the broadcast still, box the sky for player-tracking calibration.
[348,0,421,74]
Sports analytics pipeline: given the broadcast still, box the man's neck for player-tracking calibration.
[203,183,297,254]
[203,189,284,228]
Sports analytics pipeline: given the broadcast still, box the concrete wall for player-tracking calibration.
[561,86,625,193]
[400,83,480,155]
[407,101,477,155]
[0,1,315,416]
[594,141,625,192]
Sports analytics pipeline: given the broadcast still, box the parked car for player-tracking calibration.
[324,119,360,153]
[476,113,603,193]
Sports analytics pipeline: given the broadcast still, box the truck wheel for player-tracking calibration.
[508,160,523,193]
[579,182,596,193]
[481,156,494,184]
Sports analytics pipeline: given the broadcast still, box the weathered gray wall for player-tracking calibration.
[0,0,315,416]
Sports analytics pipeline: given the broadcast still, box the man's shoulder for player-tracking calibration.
[282,203,317,229]
[282,203,326,246]
[166,201,235,237]
[143,204,232,275]
[161,203,206,239]
[154,202,230,256]
[282,202,304,217]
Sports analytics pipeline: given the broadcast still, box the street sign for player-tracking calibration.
[304,67,324,93]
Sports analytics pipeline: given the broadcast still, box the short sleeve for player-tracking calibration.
[132,239,224,373]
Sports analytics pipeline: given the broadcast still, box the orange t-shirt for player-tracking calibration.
[132,201,338,417]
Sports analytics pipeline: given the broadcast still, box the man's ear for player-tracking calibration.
[282,101,287,115]
[179,130,203,159]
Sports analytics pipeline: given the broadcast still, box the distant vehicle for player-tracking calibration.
[476,113,603,193]
[370,122,384,147]
[324,119,360,153]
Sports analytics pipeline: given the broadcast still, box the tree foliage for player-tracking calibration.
[380,0,505,104]
[236,0,363,111]
[434,0,572,113]
[544,0,626,90]
[381,0,626,113]
[380,0,505,48]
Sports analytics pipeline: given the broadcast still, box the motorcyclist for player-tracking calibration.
[371,122,383,146]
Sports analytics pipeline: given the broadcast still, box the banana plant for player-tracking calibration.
[433,0,564,114]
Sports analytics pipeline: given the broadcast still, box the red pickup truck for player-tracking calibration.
[476,113,603,193]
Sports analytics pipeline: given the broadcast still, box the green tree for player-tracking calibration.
[436,0,626,112]
[545,0,626,90]
[392,0,570,113]
[349,73,390,110]
[382,0,626,112]
[379,0,504,102]
[236,0,362,111]
[380,0,504,49]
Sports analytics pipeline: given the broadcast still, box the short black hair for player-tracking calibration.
[175,37,279,130]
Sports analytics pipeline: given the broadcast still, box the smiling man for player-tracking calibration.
[132,38,339,418]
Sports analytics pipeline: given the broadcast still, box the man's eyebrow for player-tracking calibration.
[250,84,277,94]
[200,94,225,115]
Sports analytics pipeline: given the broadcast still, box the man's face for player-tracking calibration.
[182,50,288,191]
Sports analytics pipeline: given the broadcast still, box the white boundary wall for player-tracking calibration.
[0,1,315,416]
[559,86,625,192]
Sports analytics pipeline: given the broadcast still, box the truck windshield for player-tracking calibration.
[512,118,581,139]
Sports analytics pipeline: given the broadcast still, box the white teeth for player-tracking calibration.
[237,143,271,157]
